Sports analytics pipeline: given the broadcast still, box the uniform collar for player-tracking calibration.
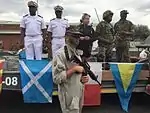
[56,18,62,20]
[119,19,127,22]
[81,23,91,26]
[29,14,37,17]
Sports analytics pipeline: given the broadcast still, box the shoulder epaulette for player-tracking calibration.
[127,20,133,24]
[64,18,68,21]
[50,18,55,21]
[23,14,28,18]
[38,15,43,18]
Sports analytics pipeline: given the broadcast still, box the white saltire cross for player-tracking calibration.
[19,60,52,102]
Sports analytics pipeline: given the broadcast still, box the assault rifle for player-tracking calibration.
[73,55,101,86]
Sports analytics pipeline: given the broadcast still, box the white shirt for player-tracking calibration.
[47,18,69,37]
[20,14,46,36]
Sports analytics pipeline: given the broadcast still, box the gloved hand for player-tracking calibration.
[67,66,84,77]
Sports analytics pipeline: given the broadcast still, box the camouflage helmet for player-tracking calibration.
[103,10,113,19]
[120,10,129,14]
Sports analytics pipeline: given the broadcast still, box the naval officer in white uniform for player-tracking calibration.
[20,1,46,60]
[47,5,70,58]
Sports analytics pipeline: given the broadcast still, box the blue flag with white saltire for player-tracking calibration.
[110,63,143,112]
[19,60,53,103]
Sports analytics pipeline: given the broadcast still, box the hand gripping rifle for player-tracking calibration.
[73,55,101,86]
[64,32,101,86]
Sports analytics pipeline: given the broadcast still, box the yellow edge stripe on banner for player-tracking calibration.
[53,91,58,96]
[0,69,3,76]
[52,89,117,96]
[101,89,117,93]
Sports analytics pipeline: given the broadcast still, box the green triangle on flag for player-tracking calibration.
[118,64,136,93]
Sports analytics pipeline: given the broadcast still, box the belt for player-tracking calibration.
[26,34,42,37]
[52,36,64,39]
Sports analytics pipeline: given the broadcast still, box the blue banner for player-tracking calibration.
[110,63,143,112]
[19,60,53,103]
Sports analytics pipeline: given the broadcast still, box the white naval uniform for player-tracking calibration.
[20,14,46,60]
[47,18,69,57]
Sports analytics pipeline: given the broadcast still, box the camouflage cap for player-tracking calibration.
[28,1,38,7]
[120,10,129,14]
[54,5,63,11]
[103,10,113,19]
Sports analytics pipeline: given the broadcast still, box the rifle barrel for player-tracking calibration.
[94,8,100,23]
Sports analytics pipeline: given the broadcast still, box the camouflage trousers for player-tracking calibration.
[97,45,113,62]
[116,46,130,62]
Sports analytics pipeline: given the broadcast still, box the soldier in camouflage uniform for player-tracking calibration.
[96,10,115,62]
[114,10,134,62]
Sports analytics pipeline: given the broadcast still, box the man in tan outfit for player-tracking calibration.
[52,30,89,113]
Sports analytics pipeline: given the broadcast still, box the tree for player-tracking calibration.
[134,25,150,41]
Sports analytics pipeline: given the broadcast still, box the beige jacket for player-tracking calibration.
[52,45,84,113]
